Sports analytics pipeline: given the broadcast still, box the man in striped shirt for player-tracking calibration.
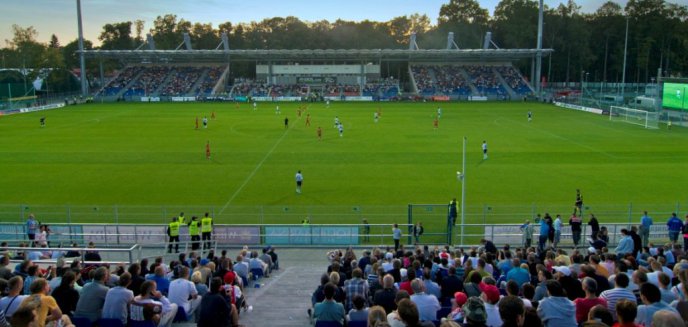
[600,273,636,322]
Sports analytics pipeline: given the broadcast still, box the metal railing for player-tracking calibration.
[2,244,141,266]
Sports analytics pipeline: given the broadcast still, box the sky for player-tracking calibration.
[0,0,669,47]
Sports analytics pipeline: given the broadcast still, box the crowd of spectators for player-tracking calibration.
[160,67,205,97]
[197,67,225,96]
[495,66,531,95]
[100,67,141,96]
[0,244,280,327]
[433,66,471,96]
[309,234,688,327]
[411,66,436,95]
[231,79,269,97]
[126,67,173,97]
[363,77,399,97]
[463,66,506,96]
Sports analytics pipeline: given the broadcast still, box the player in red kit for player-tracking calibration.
[205,141,211,160]
[195,117,199,130]
[306,113,311,127]
[317,126,322,140]
[433,117,439,129]
[211,111,216,120]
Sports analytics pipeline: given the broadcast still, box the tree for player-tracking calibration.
[152,14,179,49]
[492,0,540,48]
[62,38,93,69]
[439,0,490,25]
[98,22,134,50]
[191,22,219,49]
[388,14,432,45]
[49,34,60,48]
[4,24,46,68]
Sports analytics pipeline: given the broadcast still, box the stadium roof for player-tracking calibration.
[80,48,553,63]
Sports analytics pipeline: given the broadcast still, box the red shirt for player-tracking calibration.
[573,297,607,323]
[612,323,640,327]
[399,281,414,295]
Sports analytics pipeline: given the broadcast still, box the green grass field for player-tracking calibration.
[1,101,687,228]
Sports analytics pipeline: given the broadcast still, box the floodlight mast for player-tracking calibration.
[460,136,466,247]
[76,0,88,96]
[535,0,544,100]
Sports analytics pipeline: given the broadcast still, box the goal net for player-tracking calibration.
[609,106,659,129]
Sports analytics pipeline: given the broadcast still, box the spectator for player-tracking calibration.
[345,268,369,311]
[387,290,411,327]
[409,279,439,322]
[639,211,653,247]
[651,310,683,327]
[0,256,12,280]
[499,295,525,327]
[666,213,683,245]
[636,283,678,326]
[506,261,530,288]
[585,305,614,326]
[447,291,467,322]
[368,305,388,327]
[505,281,531,308]
[682,215,688,252]
[313,283,345,325]
[50,271,79,317]
[537,280,576,327]
[191,271,208,297]
[422,269,441,300]
[616,229,634,256]
[168,266,201,321]
[130,280,177,327]
[197,277,238,327]
[479,283,501,326]
[656,273,676,304]
[0,276,28,318]
[83,242,101,262]
[574,277,608,324]
[570,214,583,248]
[347,295,369,323]
[19,278,62,327]
[600,273,636,322]
[375,274,398,314]
[533,268,551,302]
[462,296,488,327]
[146,266,170,295]
[580,265,611,296]
[101,272,134,324]
[73,266,109,322]
[588,214,600,240]
[396,298,434,327]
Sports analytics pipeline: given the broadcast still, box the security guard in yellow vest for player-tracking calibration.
[188,216,201,250]
[167,216,181,253]
[201,212,213,250]
[178,212,186,224]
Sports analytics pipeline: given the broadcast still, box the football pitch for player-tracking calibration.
[1,101,687,227]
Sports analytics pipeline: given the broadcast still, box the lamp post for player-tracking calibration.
[458,136,466,246]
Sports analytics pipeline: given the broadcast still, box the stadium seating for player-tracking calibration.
[410,64,531,98]
[496,66,532,95]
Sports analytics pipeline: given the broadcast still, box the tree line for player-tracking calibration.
[1,0,686,90]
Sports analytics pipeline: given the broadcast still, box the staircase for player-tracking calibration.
[493,67,517,99]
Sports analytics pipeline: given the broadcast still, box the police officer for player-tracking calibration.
[188,216,201,250]
[201,212,213,250]
[178,212,186,224]
[167,217,180,253]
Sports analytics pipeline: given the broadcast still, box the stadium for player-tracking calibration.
[1,1,688,327]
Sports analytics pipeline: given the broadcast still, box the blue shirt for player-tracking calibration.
[393,228,401,240]
[26,219,37,235]
[667,217,683,231]
[145,275,170,295]
[641,215,653,227]
[615,235,634,255]
[506,267,530,287]
[540,219,550,235]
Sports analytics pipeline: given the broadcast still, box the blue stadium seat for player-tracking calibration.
[173,306,188,322]
[251,268,264,280]
[128,320,156,327]
[71,317,92,327]
[347,321,367,327]
[436,306,452,320]
[97,318,124,327]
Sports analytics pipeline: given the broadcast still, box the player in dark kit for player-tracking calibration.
[40,117,46,127]
[317,126,322,140]
[284,117,289,129]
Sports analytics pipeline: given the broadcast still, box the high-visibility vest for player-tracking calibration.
[189,221,200,236]
[169,221,180,237]
[201,217,213,232]
[178,215,185,224]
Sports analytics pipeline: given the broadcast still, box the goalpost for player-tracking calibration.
[609,106,659,129]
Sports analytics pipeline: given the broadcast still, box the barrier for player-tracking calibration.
[553,101,604,114]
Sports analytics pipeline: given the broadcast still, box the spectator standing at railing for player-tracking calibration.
[640,211,653,247]
[393,224,402,252]
[682,215,688,251]
[26,214,38,242]
[588,214,600,241]
[666,213,683,245]
[570,213,582,248]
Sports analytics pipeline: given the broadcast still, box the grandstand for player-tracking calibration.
[82,43,550,102]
